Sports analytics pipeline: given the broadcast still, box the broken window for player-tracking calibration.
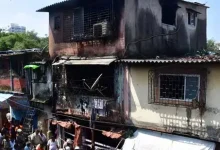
[54,16,61,30]
[161,3,178,25]
[66,65,114,97]
[188,11,197,26]
[159,74,199,101]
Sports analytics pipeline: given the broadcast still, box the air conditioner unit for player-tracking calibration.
[93,21,111,37]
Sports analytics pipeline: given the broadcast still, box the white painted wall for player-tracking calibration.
[128,64,220,141]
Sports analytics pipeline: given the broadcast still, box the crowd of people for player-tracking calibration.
[0,123,25,150]
[0,123,67,150]
[0,119,76,150]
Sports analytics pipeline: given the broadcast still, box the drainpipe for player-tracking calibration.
[9,57,14,91]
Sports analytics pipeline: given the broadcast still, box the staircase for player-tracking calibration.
[22,108,36,138]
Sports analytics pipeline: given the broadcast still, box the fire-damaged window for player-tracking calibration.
[148,67,207,108]
[188,11,197,26]
[54,16,61,30]
[160,1,178,25]
[66,65,114,97]
[63,0,113,42]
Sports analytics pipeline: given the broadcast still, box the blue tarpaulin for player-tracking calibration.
[10,108,26,121]
[0,93,13,102]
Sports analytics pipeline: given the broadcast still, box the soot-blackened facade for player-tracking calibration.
[125,0,207,58]
[38,0,125,58]
[38,0,207,59]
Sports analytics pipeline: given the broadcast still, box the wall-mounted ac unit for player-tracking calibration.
[93,21,111,37]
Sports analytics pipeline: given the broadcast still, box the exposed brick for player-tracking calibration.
[0,78,26,92]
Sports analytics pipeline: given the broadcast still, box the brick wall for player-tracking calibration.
[0,78,26,92]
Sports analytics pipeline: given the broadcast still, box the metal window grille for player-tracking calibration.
[72,0,113,41]
[159,74,200,101]
[63,12,73,42]
[54,16,61,30]
[148,70,205,107]
[188,11,196,26]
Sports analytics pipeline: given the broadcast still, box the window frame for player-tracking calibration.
[54,16,61,30]
[158,74,200,102]
[161,3,178,26]
[188,11,197,26]
[148,66,207,108]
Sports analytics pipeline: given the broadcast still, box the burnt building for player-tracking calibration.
[37,0,210,149]
[37,0,207,59]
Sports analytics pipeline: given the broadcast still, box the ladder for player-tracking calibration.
[22,108,36,138]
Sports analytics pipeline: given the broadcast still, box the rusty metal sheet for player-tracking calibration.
[117,57,220,64]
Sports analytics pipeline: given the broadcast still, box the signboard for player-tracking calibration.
[94,98,105,109]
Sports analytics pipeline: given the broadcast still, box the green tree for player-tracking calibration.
[207,39,219,52]
[0,31,48,51]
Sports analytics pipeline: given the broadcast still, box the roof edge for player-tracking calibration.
[181,0,209,8]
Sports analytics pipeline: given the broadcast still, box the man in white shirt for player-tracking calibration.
[47,136,58,150]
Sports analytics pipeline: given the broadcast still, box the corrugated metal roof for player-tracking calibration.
[36,0,208,12]
[37,0,74,12]
[0,93,13,102]
[117,57,220,64]
[53,57,116,66]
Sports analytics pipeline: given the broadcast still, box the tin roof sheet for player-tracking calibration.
[117,56,220,64]
[36,0,208,12]
[53,57,116,66]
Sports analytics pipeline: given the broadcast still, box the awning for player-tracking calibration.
[0,93,13,102]
[122,129,215,150]
[53,58,116,66]
[24,64,40,70]
[8,98,29,110]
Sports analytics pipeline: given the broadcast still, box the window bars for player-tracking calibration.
[148,69,206,108]
[63,0,113,42]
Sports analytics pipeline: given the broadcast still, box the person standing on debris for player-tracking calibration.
[47,136,59,150]
[30,129,43,149]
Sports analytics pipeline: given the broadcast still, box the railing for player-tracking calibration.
[56,95,121,122]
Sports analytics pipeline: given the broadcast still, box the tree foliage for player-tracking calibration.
[207,39,220,52]
[0,31,48,51]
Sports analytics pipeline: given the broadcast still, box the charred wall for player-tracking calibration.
[49,0,125,58]
[32,64,52,100]
[124,0,207,58]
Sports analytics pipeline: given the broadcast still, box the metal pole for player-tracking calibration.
[90,108,96,150]
[9,58,14,91]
